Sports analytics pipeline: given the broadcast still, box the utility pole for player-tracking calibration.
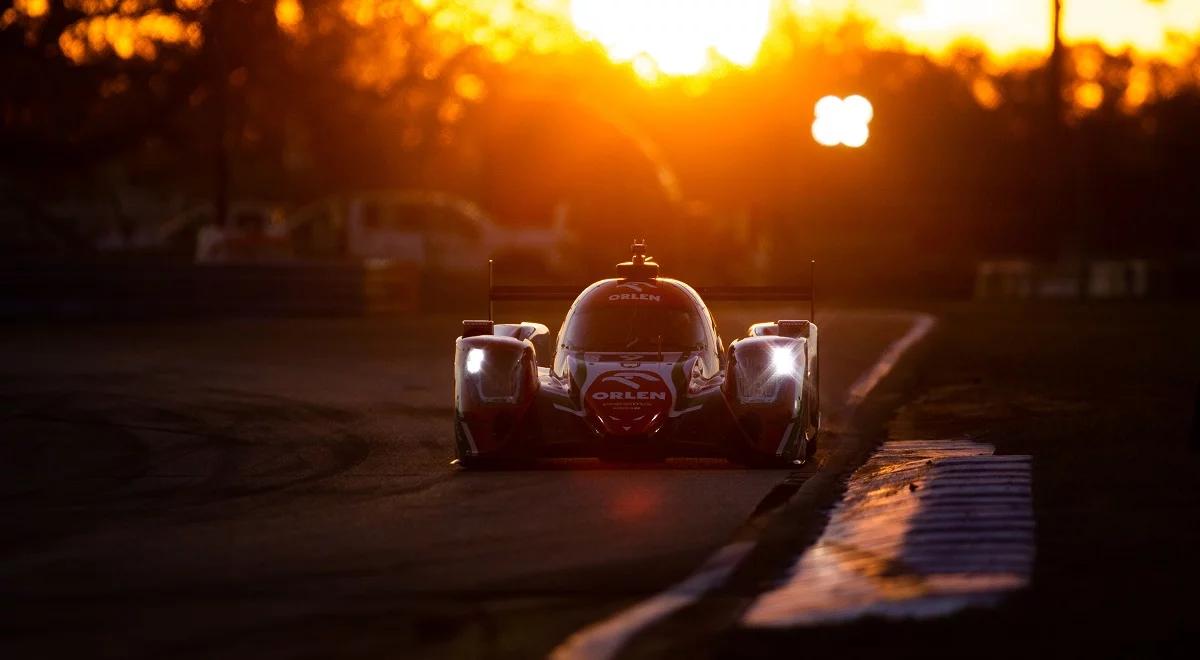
[1050,1,1094,295]
[211,0,231,229]
[1049,0,1064,129]
[1047,0,1084,291]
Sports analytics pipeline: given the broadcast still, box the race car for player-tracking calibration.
[453,240,819,467]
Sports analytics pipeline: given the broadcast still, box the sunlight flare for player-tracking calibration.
[570,0,772,77]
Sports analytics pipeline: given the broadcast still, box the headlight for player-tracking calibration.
[466,348,485,374]
[735,343,803,404]
[771,346,796,375]
[460,344,524,404]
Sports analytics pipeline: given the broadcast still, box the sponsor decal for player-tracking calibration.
[585,370,672,434]
[608,293,661,302]
[591,390,667,401]
[617,282,656,292]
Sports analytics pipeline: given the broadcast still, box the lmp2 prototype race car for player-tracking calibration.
[453,241,819,467]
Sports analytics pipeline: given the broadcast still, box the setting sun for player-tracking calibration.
[569,0,772,76]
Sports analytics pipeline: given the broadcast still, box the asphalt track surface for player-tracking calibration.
[0,305,923,658]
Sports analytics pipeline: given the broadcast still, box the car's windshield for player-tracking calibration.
[563,304,706,352]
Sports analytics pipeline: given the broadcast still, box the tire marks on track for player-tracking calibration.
[0,391,380,505]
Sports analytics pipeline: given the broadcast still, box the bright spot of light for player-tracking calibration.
[466,348,485,374]
[812,94,874,148]
[1074,81,1104,111]
[274,0,304,32]
[570,0,772,77]
[771,346,796,376]
[971,77,1002,110]
[843,94,874,122]
[15,0,49,18]
[814,95,843,119]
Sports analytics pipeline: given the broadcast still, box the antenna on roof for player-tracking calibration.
[617,239,659,280]
[631,238,647,264]
[488,259,495,321]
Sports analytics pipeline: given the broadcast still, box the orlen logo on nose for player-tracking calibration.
[608,293,661,302]
[585,371,672,435]
[591,390,666,400]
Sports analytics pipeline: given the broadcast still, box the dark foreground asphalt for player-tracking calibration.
[0,304,922,659]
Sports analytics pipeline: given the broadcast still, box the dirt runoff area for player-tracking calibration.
[729,301,1200,658]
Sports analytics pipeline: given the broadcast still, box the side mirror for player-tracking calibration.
[462,320,494,338]
[494,322,552,367]
[519,322,552,367]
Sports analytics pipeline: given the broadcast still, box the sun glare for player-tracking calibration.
[811,0,1200,64]
[569,0,772,77]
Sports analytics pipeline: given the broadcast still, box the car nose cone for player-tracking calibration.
[584,369,673,437]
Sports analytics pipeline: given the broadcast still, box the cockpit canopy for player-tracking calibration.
[560,279,709,353]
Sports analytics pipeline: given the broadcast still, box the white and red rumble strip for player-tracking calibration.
[743,439,1034,626]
